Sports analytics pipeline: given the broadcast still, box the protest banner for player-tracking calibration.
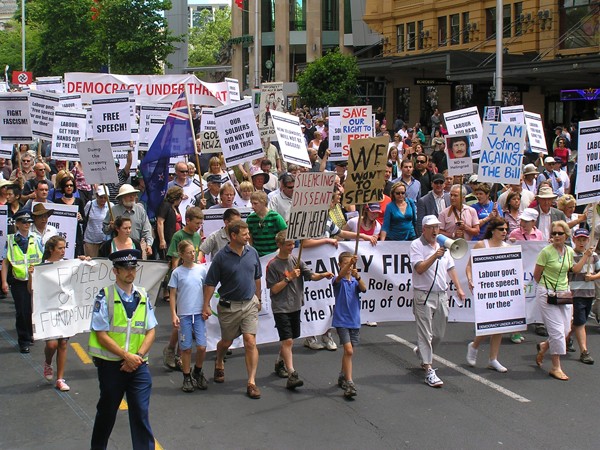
[34,202,79,259]
[202,207,252,247]
[77,140,120,185]
[204,240,545,351]
[328,107,343,161]
[341,105,373,158]
[200,107,216,130]
[443,106,483,158]
[524,111,548,154]
[445,134,473,176]
[575,119,600,204]
[65,72,230,105]
[478,122,525,184]
[0,205,7,259]
[269,110,311,168]
[342,136,387,207]
[91,93,132,149]
[51,108,87,160]
[178,178,203,224]
[59,94,82,109]
[214,98,263,166]
[0,142,13,159]
[29,91,60,140]
[35,76,63,93]
[138,103,171,151]
[471,246,527,336]
[0,92,33,143]
[259,82,284,140]
[199,109,221,154]
[483,106,500,122]
[225,77,241,103]
[287,172,336,241]
[32,258,169,340]
[500,105,525,124]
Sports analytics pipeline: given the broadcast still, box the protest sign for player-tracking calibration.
[287,172,336,240]
[342,136,387,206]
[200,107,216,130]
[471,246,527,336]
[77,140,120,184]
[269,110,311,168]
[478,122,525,184]
[0,205,7,259]
[64,72,230,105]
[445,134,473,176]
[524,111,547,154]
[177,178,203,224]
[91,93,132,149]
[199,109,221,153]
[443,106,483,158]
[0,93,33,143]
[341,106,373,158]
[225,77,241,103]
[500,105,525,124]
[32,258,169,340]
[202,207,252,244]
[0,143,13,158]
[51,108,87,160]
[59,94,82,109]
[34,202,79,259]
[138,103,171,151]
[575,119,600,204]
[328,107,343,161]
[214,98,263,166]
[35,76,63,93]
[29,91,60,140]
[483,106,500,122]
[259,82,284,140]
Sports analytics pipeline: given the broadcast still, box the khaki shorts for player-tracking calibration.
[217,296,259,341]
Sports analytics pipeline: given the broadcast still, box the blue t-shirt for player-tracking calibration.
[205,244,262,300]
[168,264,208,316]
[331,277,361,329]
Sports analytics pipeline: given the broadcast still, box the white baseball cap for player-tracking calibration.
[422,215,442,227]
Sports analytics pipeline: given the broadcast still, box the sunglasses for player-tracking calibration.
[178,170,189,174]
[433,180,444,185]
[551,231,566,236]
[416,160,427,164]
[64,184,74,188]
[394,191,406,195]
[284,185,295,189]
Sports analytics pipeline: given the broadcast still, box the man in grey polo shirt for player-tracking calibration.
[202,220,263,399]
[409,215,466,388]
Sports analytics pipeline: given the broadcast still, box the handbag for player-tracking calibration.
[543,250,573,305]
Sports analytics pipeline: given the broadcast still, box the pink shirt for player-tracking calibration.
[438,205,479,240]
[508,227,544,241]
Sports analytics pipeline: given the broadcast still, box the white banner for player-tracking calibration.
[328,107,343,161]
[341,105,373,159]
[287,172,335,240]
[59,94,82,109]
[500,105,525,124]
[36,202,79,259]
[0,93,33,143]
[179,178,203,224]
[472,246,527,336]
[35,76,64,93]
[202,207,252,240]
[443,106,483,158]
[77,140,120,184]
[575,118,600,205]
[138,103,171,150]
[445,134,473,176]
[224,77,241,103]
[214,99,263,167]
[478,122,525,184]
[200,107,216,131]
[29,91,60,140]
[32,258,169,340]
[91,94,132,149]
[51,108,88,160]
[0,143,13,159]
[270,110,311,168]
[524,111,548,154]
[259,82,284,140]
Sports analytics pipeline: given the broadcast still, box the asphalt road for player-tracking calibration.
[1,293,599,450]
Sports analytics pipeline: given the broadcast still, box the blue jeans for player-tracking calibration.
[91,359,154,450]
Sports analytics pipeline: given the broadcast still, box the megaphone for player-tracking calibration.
[436,235,468,260]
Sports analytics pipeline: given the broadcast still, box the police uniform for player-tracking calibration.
[3,211,44,353]
[88,249,158,450]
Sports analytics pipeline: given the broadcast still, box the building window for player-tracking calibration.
[438,16,447,46]
[322,0,339,31]
[450,14,459,45]
[407,22,416,50]
[560,0,597,49]
[394,87,410,124]
[417,20,424,49]
[261,0,275,32]
[514,3,523,36]
[486,7,496,40]
[503,4,511,38]
[462,12,470,44]
[396,24,405,52]
[290,0,306,31]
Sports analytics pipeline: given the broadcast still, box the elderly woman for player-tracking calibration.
[503,191,521,235]
[380,182,417,241]
[471,183,503,241]
[557,194,586,229]
[533,220,592,380]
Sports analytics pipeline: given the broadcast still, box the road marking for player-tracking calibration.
[386,334,531,403]
[70,342,93,364]
[155,440,164,450]
[119,399,128,410]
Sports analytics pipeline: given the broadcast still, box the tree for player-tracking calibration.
[188,7,231,81]
[297,49,360,107]
[0,20,43,75]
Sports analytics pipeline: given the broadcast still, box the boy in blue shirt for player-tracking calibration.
[332,252,367,398]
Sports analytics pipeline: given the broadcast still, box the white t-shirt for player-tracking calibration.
[168,264,208,316]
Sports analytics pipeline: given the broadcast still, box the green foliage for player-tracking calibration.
[0,20,42,74]
[296,49,359,107]
[188,7,231,80]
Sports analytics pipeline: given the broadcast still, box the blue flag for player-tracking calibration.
[140,92,195,219]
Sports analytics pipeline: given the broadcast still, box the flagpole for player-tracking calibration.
[184,87,204,199]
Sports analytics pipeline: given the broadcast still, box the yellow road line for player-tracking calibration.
[70,343,92,364]
[155,440,164,449]
[119,399,128,410]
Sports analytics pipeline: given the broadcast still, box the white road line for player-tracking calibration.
[386,333,531,403]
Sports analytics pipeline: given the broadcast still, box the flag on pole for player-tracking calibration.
[140,92,194,219]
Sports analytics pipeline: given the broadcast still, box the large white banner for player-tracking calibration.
[91,94,132,149]
[270,110,311,168]
[443,106,483,158]
[204,240,546,351]
[341,105,373,159]
[472,246,527,336]
[524,111,548,154]
[575,119,600,205]
[51,108,88,160]
[287,172,335,240]
[0,92,33,143]
[32,259,169,340]
[214,98,263,167]
[77,140,120,185]
[64,72,230,106]
[36,202,79,259]
[478,122,525,184]
[29,90,60,140]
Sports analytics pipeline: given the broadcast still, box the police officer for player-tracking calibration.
[88,249,157,450]
[1,210,44,353]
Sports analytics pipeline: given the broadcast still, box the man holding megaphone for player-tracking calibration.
[409,215,467,388]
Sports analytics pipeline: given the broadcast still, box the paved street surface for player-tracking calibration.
[1,293,599,450]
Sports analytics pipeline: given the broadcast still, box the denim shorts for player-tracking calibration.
[178,314,207,350]
[336,327,360,346]
[572,297,593,327]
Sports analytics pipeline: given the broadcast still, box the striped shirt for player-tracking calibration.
[247,210,287,256]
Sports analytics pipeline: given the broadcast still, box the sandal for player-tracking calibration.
[536,343,545,367]
[549,369,569,381]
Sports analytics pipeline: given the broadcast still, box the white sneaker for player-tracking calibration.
[322,333,338,351]
[303,337,325,350]
[425,368,443,388]
[365,321,378,327]
[487,359,508,373]
[466,342,478,367]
